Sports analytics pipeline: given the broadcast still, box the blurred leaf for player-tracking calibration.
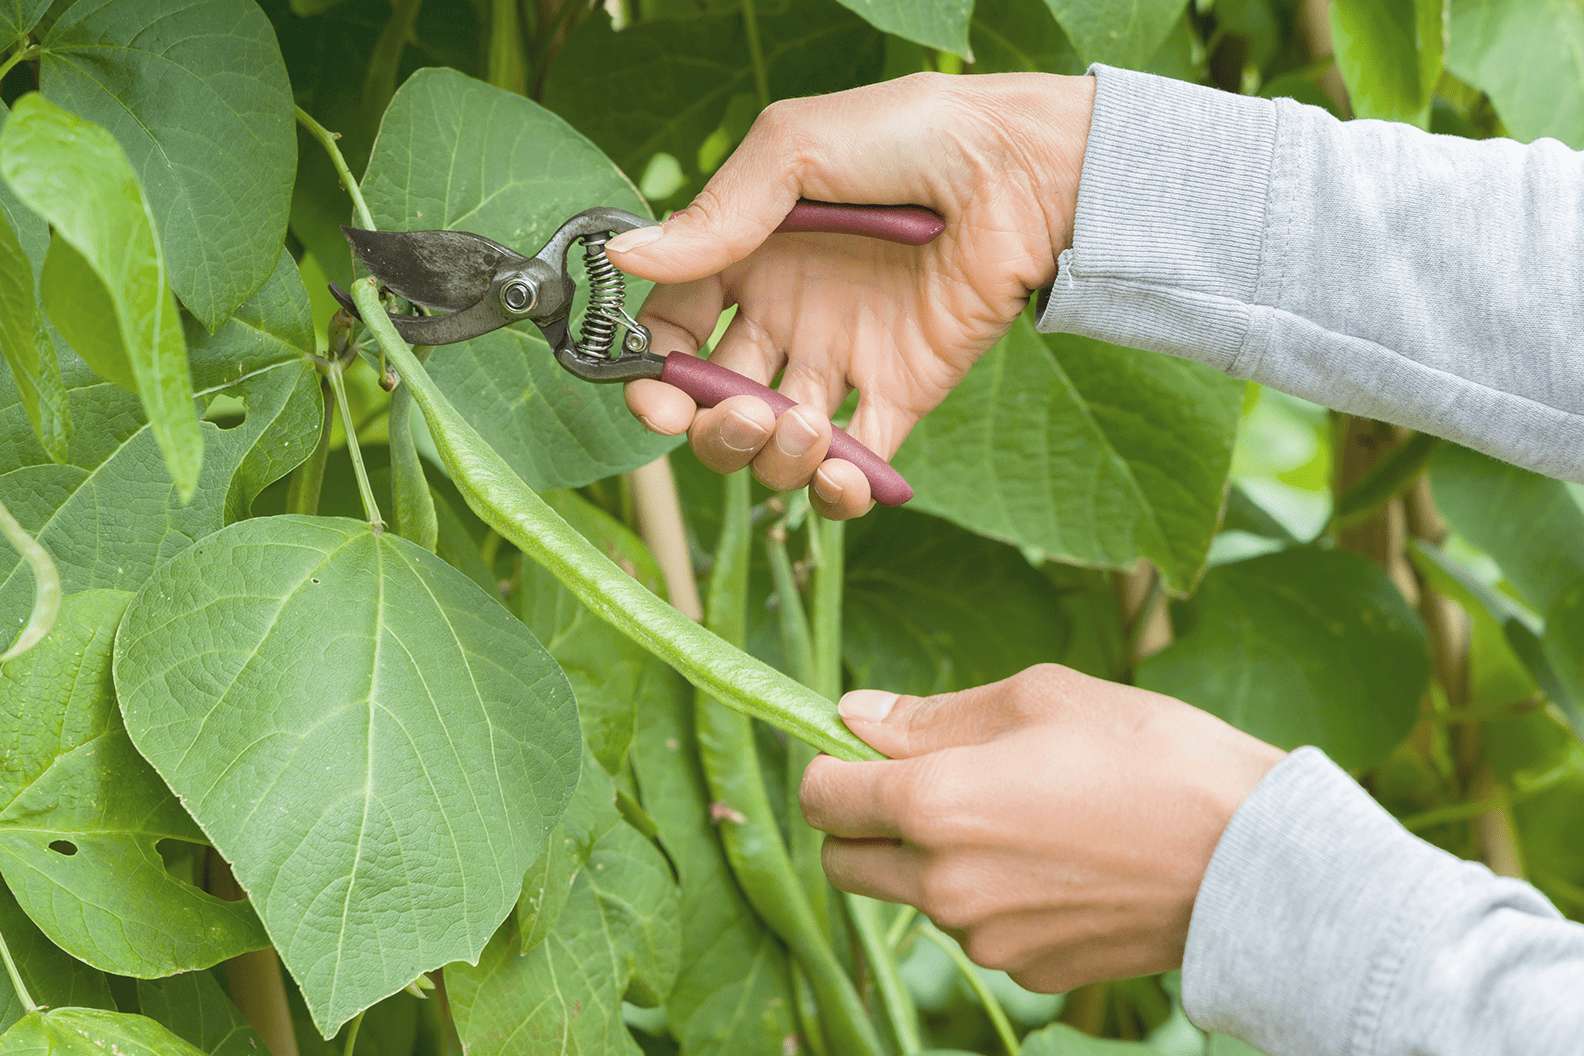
[1430,444,1584,615]
[0,1007,207,1056]
[135,972,267,1056]
[894,318,1241,593]
[0,94,202,498]
[969,0,1083,74]
[1543,585,1584,736]
[1331,0,1444,125]
[1448,0,1584,146]
[36,0,297,328]
[0,590,268,977]
[1042,0,1188,66]
[1020,1022,1158,1053]
[515,749,621,955]
[0,881,113,1033]
[843,508,1113,695]
[1139,547,1429,770]
[0,205,69,464]
[834,0,973,56]
[362,68,680,490]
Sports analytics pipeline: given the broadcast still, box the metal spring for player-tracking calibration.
[579,233,625,358]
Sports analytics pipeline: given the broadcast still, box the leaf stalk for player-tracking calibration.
[921,922,1019,1056]
[0,497,60,661]
[0,923,37,1013]
[294,106,376,231]
[326,358,384,532]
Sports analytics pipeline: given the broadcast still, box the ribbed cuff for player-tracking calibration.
[1037,65,1280,372]
[1181,747,1455,1055]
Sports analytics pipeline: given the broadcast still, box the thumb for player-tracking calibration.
[605,106,802,285]
[837,681,1022,759]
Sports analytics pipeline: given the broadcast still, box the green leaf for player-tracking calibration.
[134,973,267,1056]
[514,750,621,956]
[0,590,268,977]
[449,821,681,1055]
[0,881,113,1033]
[360,67,679,491]
[1448,0,1584,146]
[0,103,44,267]
[0,1008,207,1056]
[1429,444,1584,615]
[893,318,1242,593]
[1331,0,1444,125]
[1,351,142,474]
[843,509,1115,695]
[628,657,796,1056]
[541,3,883,208]
[1041,0,1188,66]
[113,515,582,1037]
[0,0,46,48]
[1542,585,1584,736]
[0,94,202,499]
[0,208,68,464]
[970,0,1083,74]
[37,0,298,327]
[518,491,673,772]
[0,360,323,637]
[1138,548,1429,770]
[185,250,314,393]
[833,0,972,57]
[1021,1022,1159,1054]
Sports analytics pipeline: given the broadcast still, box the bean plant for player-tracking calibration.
[0,1,1579,1054]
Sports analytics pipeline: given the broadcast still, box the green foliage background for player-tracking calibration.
[0,0,1581,1054]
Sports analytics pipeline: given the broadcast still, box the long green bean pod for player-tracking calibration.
[696,471,882,1056]
[388,346,439,551]
[353,278,879,761]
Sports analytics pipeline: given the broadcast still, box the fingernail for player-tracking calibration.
[721,410,766,452]
[606,225,664,253]
[775,408,821,458]
[813,465,843,504]
[840,690,897,723]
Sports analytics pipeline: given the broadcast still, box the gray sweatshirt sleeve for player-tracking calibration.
[1181,748,1584,1056]
[1037,65,1584,482]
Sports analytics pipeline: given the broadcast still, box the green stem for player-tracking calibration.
[921,923,1019,1056]
[354,278,877,760]
[389,347,438,550]
[286,379,335,516]
[487,0,529,94]
[740,0,770,109]
[696,473,883,1056]
[326,358,384,532]
[0,497,60,662]
[294,106,376,230]
[343,1010,365,1056]
[0,924,36,1013]
[0,44,39,85]
[848,893,923,1054]
[885,904,919,949]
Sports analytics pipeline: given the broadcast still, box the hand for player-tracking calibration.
[799,664,1284,991]
[607,72,1096,518]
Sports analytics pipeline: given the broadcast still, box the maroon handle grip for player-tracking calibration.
[659,354,913,507]
[776,200,945,246]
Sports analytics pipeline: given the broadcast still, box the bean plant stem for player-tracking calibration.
[286,378,335,516]
[343,1010,365,1056]
[327,358,385,532]
[0,496,60,662]
[740,0,770,109]
[0,924,36,1014]
[920,922,1020,1056]
[0,44,38,85]
[294,106,376,231]
[355,278,878,759]
[885,904,919,949]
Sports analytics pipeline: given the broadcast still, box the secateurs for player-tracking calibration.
[330,201,945,506]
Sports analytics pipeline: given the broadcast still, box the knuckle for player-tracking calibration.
[819,837,854,891]
[894,758,967,846]
[918,860,979,929]
[797,757,837,829]
[963,932,1017,972]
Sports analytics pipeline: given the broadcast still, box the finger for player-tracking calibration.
[690,396,775,474]
[809,459,872,521]
[820,837,924,905]
[626,278,727,435]
[799,754,914,839]
[836,679,1030,759]
[751,406,832,493]
[605,77,952,284]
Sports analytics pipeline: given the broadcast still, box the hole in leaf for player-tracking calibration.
[203,392,249,430]
[48,839,77,856]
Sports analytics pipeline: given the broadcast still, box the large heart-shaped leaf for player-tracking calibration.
[629,659,795,1055]
[1331,0,1444,125]
[0,360,322,635]
[834,0,972,56]
[0,881,113,1033]
[1021,1022,1158,1053]
[186,250,315,394]
[0,590,268,977]
[1138,548,1429,771]
[0,1008,206,1056]
[1448,0,1584,147]
[134,973,266,1056]
[1042,0,1186,66]
[35,0,297,328]
[542,3,883,208]
[970,0,1083,74]
[360,67,678,490]
[113,515,582,1036]
[0,0,46,49]
[844,509,1122,695]
[893,317,1241,593]
[0,93,201,498]
[514,749,621,955]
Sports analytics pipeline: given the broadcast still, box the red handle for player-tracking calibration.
[659,355,913,507]
[776,200,945,245]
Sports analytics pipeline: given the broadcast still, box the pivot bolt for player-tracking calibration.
[500,278,537,315]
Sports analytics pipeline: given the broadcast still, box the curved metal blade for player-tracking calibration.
[341,227,528,311]
[328,282,511,346]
